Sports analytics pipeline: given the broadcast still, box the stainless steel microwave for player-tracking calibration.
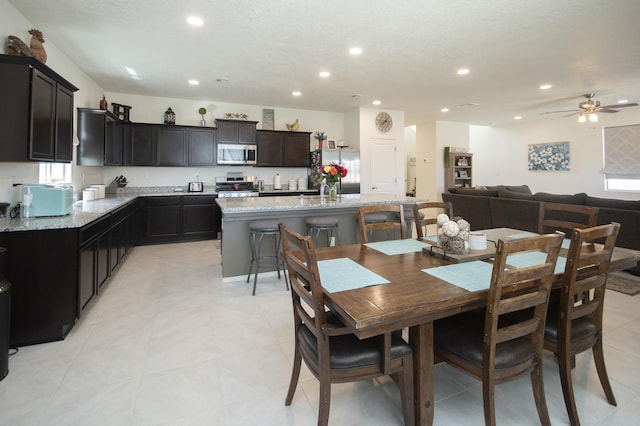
[217,144,257,165]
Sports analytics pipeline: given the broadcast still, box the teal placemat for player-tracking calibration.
[422,235,439,244]
[318,258,390,293]
[364,238,429,255]
[506,252,566,274]
[505,231,538,239]
[423,261,493,292]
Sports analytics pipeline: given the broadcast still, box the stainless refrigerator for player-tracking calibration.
[309,148,361,194]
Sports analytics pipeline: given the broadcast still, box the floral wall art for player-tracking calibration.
[528,141,570,171]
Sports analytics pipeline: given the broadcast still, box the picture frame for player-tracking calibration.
[458,157,468,166]
[459,170,468,178]
[326,139,337,150]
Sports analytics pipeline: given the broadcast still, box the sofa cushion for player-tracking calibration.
[505,185,532,194]
[456,188,499,197]
[486,185,507,192]
[498,189,535,200]
[533,192,587,205]
[585,196,640,211]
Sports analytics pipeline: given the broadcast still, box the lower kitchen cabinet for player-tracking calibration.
[139,195,219,245]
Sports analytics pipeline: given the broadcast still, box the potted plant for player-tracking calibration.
[198,107,207,126]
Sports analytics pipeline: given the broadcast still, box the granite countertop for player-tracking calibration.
[216,193,425,213]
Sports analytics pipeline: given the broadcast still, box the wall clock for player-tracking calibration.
[375,112,393,132]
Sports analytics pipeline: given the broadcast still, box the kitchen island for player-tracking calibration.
[216,193,425,278]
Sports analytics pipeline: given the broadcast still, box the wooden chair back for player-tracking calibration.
[545,222,620,425]
[412,201,454,239]
[356,204,406,243]
[538,202,599,235]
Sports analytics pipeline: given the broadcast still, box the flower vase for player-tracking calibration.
[200,117,206,127]
[328,182,338,201]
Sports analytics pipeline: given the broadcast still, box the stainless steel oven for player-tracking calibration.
[217,144,257,165]
[215,173,259,198]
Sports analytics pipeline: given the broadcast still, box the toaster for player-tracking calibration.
[22,184,73,217]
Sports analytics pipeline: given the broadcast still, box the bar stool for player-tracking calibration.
[362,212,388,242]
[397,206,424,238]
[247,220,288,295]
[306,216,340,247]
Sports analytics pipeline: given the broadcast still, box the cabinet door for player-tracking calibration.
[256,131,283,166]
[29,68,56,161]
[126,124,156,165]
[96,231,110,288]
[238,121,257,144]
[217,120,238,144]
[55,84,74,162]
[145,196,182,242]
[77,109,106,166]
[189,128,216,166]
[283,133,310,167]
[157,126,188,166]
[105,117,123,166]
[183,196,217,239]
[79,240,97,312]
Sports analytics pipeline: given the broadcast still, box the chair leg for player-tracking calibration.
[531,361,551,426]
[318,379,331,426]
[482,378,497,426]
[285,347,302,406]
[557,346,581,426]
[593,337,617,406]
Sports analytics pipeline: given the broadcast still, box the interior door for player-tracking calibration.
[368,137,397,194]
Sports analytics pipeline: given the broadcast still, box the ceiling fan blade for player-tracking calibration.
[598,109,618,113]
[540,109,580,115]
[600,102,639,109]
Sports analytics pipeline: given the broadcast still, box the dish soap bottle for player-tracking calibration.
[22,186,33,218]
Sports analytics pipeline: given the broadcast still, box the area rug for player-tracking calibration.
[607,271,640,296]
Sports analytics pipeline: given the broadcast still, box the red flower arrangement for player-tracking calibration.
[320,162,348,184]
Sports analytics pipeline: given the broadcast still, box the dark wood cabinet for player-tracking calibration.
[256,130,310,167]
[189,128,216,166]
[157,126,188,166]
[125,123,156,165]
[77,108,123,166]
[216,119,258,144]
[0,54,78,163]
[139,195,219,245]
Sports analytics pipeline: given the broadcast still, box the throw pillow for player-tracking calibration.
[457,188,499,197]
[498,189,535,200]
[533,192,587,205]
[505,185,532,194]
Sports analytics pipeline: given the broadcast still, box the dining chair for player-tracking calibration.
[412,201,454,240]
[538,202,599,235]
[543,222,620,426]
[434,232,564,426]
[278,223,414,426]
[356,204,406,243]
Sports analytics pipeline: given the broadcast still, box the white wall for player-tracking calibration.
[470,108,640,200]
[414,122,437,201]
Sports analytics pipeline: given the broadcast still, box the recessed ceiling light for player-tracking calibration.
[441,108,449,113]
[514,116,522,120]
[186,16,204,26]
[319,71,331,78]
[539,84,552,90]
[618,99,629,104]
[215,77,229,84]
[188,80,199,86]
[372,100,381,105]
[349,47,362,55]
[125,66,137,76]
[457,68,470,75]
[292,91,302,96]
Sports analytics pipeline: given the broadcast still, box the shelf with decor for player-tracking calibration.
[445,152,473,189]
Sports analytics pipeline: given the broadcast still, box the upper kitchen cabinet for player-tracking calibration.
[188,128,216,166]
[124,123,156,166]
[215,119,258,144]
[157,126,188,166]
[0,54,78,162]
[256,130,311,167]
[77,108,123,166]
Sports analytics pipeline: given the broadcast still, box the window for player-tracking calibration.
[39,163,71,184]
[603,124,640,192]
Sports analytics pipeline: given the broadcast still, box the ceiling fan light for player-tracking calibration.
[578,114,586,123]
[589,112,598,123]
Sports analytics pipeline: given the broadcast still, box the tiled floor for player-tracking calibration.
[1,240,640,425]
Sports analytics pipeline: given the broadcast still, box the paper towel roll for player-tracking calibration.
[273,173,281,190]
[468,232,487,250]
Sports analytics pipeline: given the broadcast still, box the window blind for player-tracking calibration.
[603,124,640,178]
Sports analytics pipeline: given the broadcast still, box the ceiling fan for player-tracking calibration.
[541,93,638,122]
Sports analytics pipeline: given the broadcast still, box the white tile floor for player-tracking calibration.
[1,240,640,425]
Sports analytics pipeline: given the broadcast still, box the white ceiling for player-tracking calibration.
[8,0,640,126]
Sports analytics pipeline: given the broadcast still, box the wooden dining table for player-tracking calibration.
[312,228,640,426]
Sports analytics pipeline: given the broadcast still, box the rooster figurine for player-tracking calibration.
[6,35,32,57]
[28,29,47,63]
[286,118,299,131]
